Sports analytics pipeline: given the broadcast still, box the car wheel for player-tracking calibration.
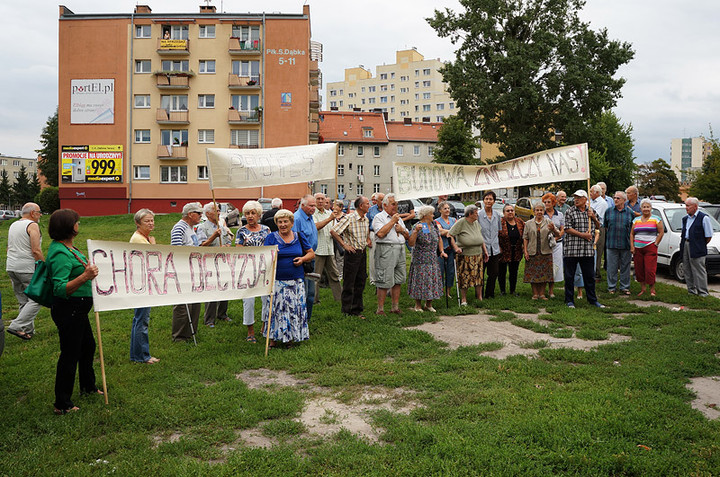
[670,255,686,283]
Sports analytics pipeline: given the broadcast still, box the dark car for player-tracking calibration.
[701,205,720,222]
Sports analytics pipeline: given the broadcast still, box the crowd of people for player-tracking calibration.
[2,190,714,413]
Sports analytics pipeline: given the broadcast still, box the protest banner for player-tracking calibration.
[206,143,337,190]
[88,240,276,312]
[392,143,589,200]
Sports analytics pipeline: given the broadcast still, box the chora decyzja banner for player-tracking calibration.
[392,143,589,200]
[206,143,337,189]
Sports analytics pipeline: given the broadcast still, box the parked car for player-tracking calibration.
[514,197,543,221]
[446,200,466,218]
[652,202,720,281]
[0,210,16,220]
[700,204,720,222]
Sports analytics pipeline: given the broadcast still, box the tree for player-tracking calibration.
[0,169,11,208]
[637,159,680,202]
[428,0,635,162]
[433,115,480,165]
[689,140,720,202]
[12,165,34,205]
[35,186,60,214]
[29,174,41,201]
[36,108,59,187]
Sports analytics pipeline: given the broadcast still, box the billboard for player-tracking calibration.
[61,145,123,183]
[70,79,115,124]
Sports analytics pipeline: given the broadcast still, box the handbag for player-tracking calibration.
[24,260,55,308]
[548,233,557,248]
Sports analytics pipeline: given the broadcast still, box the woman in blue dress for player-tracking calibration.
[434,201,459,298]
[263,209,314,348]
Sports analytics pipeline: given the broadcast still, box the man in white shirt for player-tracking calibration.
[372,194,410,315]
[590,184,608,281]
[312,193,342,303]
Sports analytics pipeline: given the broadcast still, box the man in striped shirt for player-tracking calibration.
[331,196,371,319]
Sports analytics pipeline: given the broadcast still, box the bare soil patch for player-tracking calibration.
[687,376,720,420]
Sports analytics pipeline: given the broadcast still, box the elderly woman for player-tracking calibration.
[543,193,565,298]
[630,198,664,297]
[46,209,100,414]
[332,199,346,277]
[408,205,447,312]
[449,204,489,306]
[129,209,159,364]
[523,203,558,300]
[263,209,315,348]
[435,200,460,298]
[498,204,525,296]
[236,200,270,343]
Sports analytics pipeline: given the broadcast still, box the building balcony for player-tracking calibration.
[228,38,261,55]
[156,109,189,125]
[155,74,191,89]
[228,109,260,124]
[228,144,260,149]
[157,38,190,55]
[227,74,261,90]
[157,145,187,159]
[309,89,320,109]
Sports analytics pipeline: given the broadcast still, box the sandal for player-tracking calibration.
[410,307,424,312]
[54,406,80,415]
[531,295,538,300]
[425,306,437,313]
[7,329,32,340]
[622,290,631,296]
[539,295,548,301]
[246,335,257,343]
[460,301,468,307]
[146,357,160,364]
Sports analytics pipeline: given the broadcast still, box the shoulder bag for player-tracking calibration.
[24,260,55,308]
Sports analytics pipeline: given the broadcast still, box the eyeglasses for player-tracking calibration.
[613,197,622,200]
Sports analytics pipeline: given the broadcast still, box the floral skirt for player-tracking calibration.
[524,253,553,283]
[456,255,484,288]
[262,279,309,343]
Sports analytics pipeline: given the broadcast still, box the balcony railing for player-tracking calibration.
[228,37,261,55]
[157,38,190,55]
[227,74,261,89]
[229,144,260,149]
[157,145,188,159]
[228,109,260,124]
[156,109,189,124]
[156,74,190,89]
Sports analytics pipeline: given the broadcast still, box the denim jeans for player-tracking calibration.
[564,256,598,305]
[304,259,316,322]
[606,248,632,291]
[130,307,151,362]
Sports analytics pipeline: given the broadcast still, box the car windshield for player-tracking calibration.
[661,207,720,233]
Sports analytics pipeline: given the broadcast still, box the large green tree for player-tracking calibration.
[12,165,34,205]
[36,108,59,187]
[690,140,720,202]
[433,115,480,165]
[428,0,634,161]
[0,169,11,208]
[637,159,680,202]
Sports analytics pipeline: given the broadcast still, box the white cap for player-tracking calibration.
[572,190,588,198]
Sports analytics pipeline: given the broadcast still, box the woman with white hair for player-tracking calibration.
[235,200,270,343]
[408,205,447,312]
[449,204,489,306]
[129,209,159,364]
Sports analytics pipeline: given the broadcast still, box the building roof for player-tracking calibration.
[319,111,441,144]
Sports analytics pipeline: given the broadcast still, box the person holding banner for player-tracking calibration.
[46,209,101,414]
[449,204,488,306]
[263,210,314,347]
[236,200,271,343]
[129,209,160,364]
[197,202,233,328]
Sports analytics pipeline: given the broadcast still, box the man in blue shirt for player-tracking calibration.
[604,191,634,294]
[681,197,713,297]
[293,194,318,320]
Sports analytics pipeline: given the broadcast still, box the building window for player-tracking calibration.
[232,25,260,41]
[415,81,420,88]
[198,165,209,180]
[134,165,150,180]
[338,144,344,156]
[390,107,395,113]
[423,68,431,75]
[337,184,345,195]
[161,129,188,146]
[400,111,408,117]
[380,97,387,103]
[368,86,376,92]
[13,160,21,166]
[373,183,380,193]
[134,129,151,143]
[231,60,260,81]
[0,159,5,165]
[400,75,408,81]
[361,87,366,93]
[423,92,431,100]
[400,87,408,93]
[329,90,336,96]
[337,164,344,176]
[400,99,408,105]
[135,60,151,73]
[449,102,455,109]
[361,99,366,105]
[357,145,364,157]
[231,94,260,112]
[363,129,373,138]
[199,60,216,74]
[160,165,187,183]
[231,129,259,147]
[198,94,215,108]
[391,72,395,79]
[134,95,151,108]
[390,84,395,91]
[368,98,376,104]
[330,101,337,108]
[380,73,387,80]
[396,145,404,156]
[13,172,19,179]
[423,104,431,111]
[160,94,188,111]
[436,103,444,110]
[357,184,364,196]
[373,165,380,176]
[357,165,364,176]
[135,25,151,38]
[161,60,189,72]
[423,80,431,87]
[162,25,189,40]
[380,84,388,91]
[198,25,215,38]
[437,116,444,122]
[415,105,420,112]
[198,129,215,144]
[339,101,343,107]
[373,146,380,157]
[415,69,420,77]
[413,145,420,156]
[428,146,435,156]
[320,184,328,194]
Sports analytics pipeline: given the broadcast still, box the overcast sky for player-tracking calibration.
[1,0,717,165]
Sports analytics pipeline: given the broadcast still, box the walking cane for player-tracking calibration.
[185,303,197,346]
[442,255,449,309]
[454,256,461,307]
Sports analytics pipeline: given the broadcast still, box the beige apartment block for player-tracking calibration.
[671,137,707,184]
[326,49,456,124]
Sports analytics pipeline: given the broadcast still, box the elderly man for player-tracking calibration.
[5,202,44,340]
[597,182,613,209]
[331,196,372,319]
[171,202,211,342]
[604,191,635,295]
[625,186,642,216]
[293,194,320,320]
[367,192,385,285]
[372,193,410,314]
[312,193,342,304]
[197,202,233,327]
[564,190,604,308]
[681,197,713,297]
[555,191,570,214]
[261,197,283,231]
[590,184,609,281]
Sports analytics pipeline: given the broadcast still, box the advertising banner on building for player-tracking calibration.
[70,79,114,124]
[61,145,123,183]
[206,143,337,189]
[392,143,590,200]
[88,240,277,312]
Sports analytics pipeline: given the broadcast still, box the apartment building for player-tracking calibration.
[670,137,708,184]
[58,4,321,215]
[0,155,38,184]
[326,49,455,123]
[317,111,440,198]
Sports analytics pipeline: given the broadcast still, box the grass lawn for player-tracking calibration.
[2,213,720,476]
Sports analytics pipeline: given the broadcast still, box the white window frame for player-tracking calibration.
[428,146,435,156]
[198,94,215,109]
[160,60,189,72]
[337,164,344,176]
[230,129,259,147]
[135,25,151,38]
[134,129,151,143]
[337,184,345,196]
[357,145,364,157]
[199,60,216,74]
[320,184,328,195]
[160,165,187,183]
[373,146,381,157]
[134,165,151,180]
[357,165,364,176]
[135,60,151,73]
[396,145,404,156]
[373,183,380,193]
[134,95,151,108]
[198,165,209,180]
[338,144,344,156]
[413,145,421,156]
[373,165,380,176]
[198,129,215,144]
[198,25,216,38]
[357,184,364,196]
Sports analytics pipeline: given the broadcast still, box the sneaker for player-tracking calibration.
[567,302,576,309]
[592,302,606,308]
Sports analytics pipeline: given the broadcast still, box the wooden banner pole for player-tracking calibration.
[94,311,109,405]
[265,248,279,357]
